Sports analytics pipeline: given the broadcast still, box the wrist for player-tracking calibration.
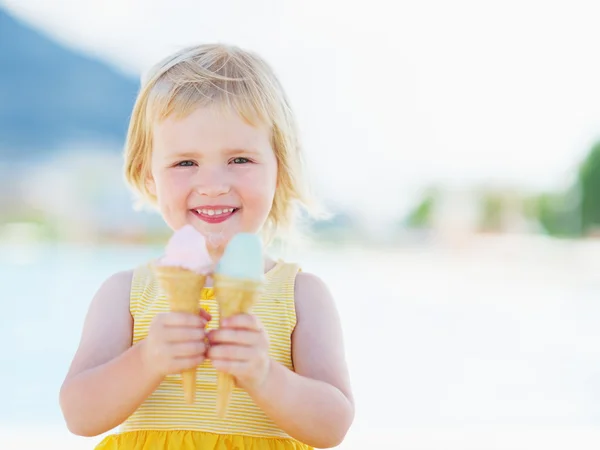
[137,339,163,380]
[244,357,275,398]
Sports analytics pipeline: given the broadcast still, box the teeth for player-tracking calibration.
[197,208,235,216]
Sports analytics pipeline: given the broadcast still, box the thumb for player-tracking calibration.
[199,308,212,322]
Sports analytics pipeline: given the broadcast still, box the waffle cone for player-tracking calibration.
[153,264,207,404]
[213,274,263,417]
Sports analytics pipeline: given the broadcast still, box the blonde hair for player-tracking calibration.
[124,43,322,244]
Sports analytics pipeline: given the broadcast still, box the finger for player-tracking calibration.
[208,329,258,346]
[199,308,212,322]
[211,359,246,375]
[171,341,206,358]
[208,344,254,361]
[221,314,261,330]
[171,354,205,372]
[163,312,207,328]
[165,327,206,343]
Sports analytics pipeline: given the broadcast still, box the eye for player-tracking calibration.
[231,157,251,164]
[176,160,196,167]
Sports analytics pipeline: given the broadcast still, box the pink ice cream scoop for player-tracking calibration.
[159,225,213,274]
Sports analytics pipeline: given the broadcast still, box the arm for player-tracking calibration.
[59,270,164,437]
[247,272,355,448]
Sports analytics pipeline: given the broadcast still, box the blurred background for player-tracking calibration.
[2,1,600,449]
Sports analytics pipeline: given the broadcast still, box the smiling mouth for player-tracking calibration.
[192,207,239,224]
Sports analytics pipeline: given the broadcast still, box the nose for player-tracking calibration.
[193,165,230,197]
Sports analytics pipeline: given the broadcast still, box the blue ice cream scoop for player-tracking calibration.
[216,233,263,280]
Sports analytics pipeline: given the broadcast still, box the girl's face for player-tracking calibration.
[147,106,278,257]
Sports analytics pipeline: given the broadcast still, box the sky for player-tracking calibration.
[3,0,600,223]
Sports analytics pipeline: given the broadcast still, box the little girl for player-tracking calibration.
[59,43,354,449]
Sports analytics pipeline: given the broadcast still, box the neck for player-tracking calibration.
[208,246,224,265]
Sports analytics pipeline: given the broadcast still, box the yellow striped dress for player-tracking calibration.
[95,260,313,450]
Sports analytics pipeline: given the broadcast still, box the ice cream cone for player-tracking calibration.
[213,274,263,417]
[153,264,207,404]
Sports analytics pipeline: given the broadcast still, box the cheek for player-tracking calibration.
[153,171,194,222]
[156,170,192,198]
[237,167,277,205]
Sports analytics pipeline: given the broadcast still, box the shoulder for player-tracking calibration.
[91,269,135,312]
[98,269,135,295]
[112,263,158,316]
[294,271,332,298]
[293,271,338,320]
[104,269,135,288]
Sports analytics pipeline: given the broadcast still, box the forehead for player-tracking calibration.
[152,105,272,154]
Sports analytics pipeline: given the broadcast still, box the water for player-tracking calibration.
[2,237,600,448]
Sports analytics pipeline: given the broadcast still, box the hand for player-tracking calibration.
[208,314,270,391]
[142,309,211,378]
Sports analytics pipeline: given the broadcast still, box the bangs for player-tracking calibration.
[145,54,277,128]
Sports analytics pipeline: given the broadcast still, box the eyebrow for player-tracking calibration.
[169,151,200,159]
[221,147,261,156]
[170,148,261,158]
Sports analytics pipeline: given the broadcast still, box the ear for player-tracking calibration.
[145,174,157,196]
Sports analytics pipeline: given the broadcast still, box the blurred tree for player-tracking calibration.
[404,188,438,228]
[578,141,600,235]
[478,191,504,232]
[533,190,580,237]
